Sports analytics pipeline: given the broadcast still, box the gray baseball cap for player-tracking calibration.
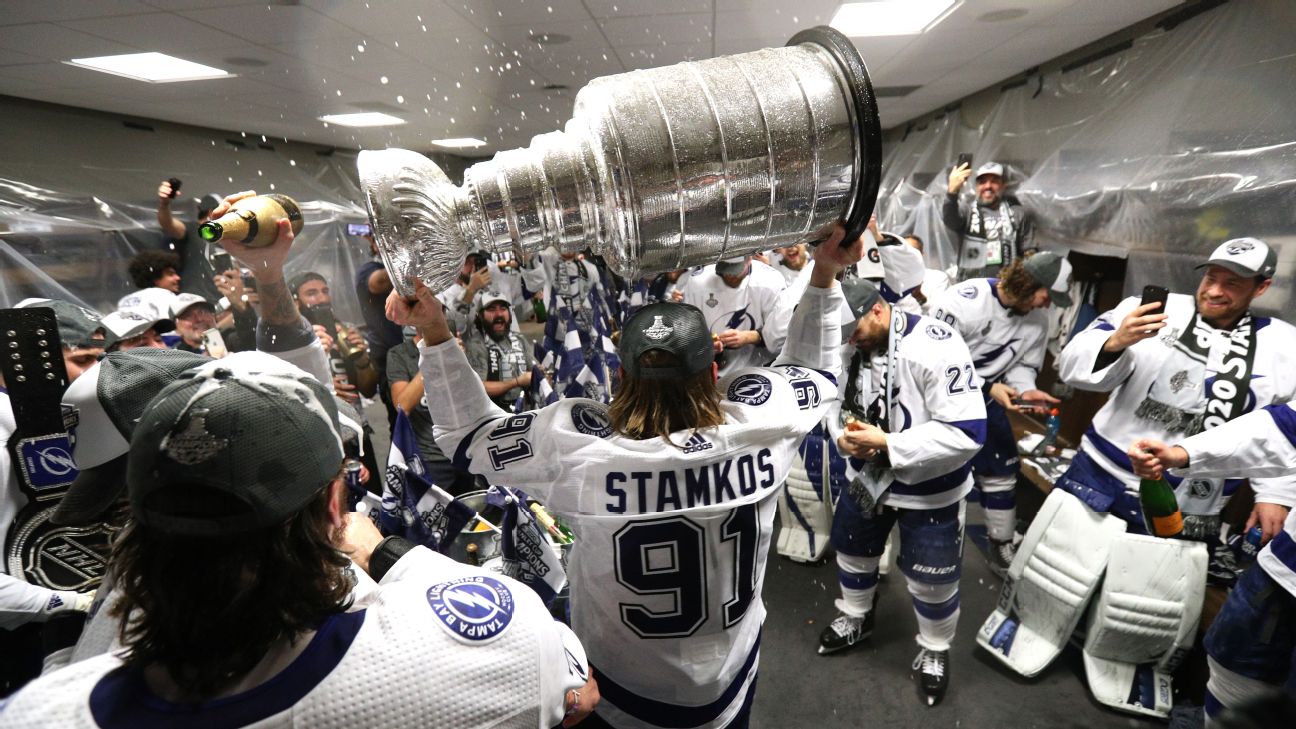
[127,351,344,537]
[479,291,511,311]
[1197,237,1277,280]
[618,302,715,380]
[53,348,212,526]
[1023,251,1074,308]
[15,298,104,350]
[976,162,1005,179]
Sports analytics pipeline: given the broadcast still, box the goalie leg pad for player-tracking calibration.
[1082,533,1208,718]
[776,435,834,562]
[977,489,1126,677]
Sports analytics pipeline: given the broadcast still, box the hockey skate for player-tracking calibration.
[817,601,876,655]
[986,537,1016,578]
[912,648,949,706]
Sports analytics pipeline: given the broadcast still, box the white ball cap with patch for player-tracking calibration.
[1198,237,1277,279]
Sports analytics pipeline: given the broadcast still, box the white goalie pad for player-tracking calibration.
[1082,534,1207,719]
[776,438,834,562]
[977,489,1126,677]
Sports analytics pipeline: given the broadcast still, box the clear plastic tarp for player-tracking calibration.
[877,0,1294,318]
[0,99,373,324]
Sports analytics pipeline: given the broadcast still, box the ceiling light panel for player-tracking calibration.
[319,112,406,127]
[64,52,232,83]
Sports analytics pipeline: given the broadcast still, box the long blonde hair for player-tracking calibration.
[609,350,725,445]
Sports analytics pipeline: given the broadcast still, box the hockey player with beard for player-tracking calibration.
[928,252,1069,574]
[1055,238,1296,542]
[815,278,986,707]
[391,225,861,729]
[464,292,537,411]
[1129,403,1296,728]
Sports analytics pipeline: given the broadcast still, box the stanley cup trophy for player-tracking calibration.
[359,26,882,296]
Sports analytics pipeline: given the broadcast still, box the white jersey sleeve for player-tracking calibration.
[1173,403,1296,482]
[1003,320,1047,394]
[1057,295,1144,391]
[886,321,986,485]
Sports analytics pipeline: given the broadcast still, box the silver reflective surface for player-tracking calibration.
[360,37,868,296]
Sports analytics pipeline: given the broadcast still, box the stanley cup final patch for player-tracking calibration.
[426,575,516,644]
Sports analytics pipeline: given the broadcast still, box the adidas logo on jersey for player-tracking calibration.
[682,432,713,453]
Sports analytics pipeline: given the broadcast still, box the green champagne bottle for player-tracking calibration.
[1139,476,1183,538]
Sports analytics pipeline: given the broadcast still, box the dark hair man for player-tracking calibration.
[126,251,181,293]
[0,352,595,727]
[155,181,222,303]
[815,276,987,706]
[943,161,1035,280]
[391,225,861,728]
[464,292,537,410]
[928,253,1070,573]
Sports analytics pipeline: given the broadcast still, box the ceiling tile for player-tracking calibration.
[599,13,713,49]
[59,12,247,53]
[0,0,157,26]
[178,5,357,44]
[0,23,140,60]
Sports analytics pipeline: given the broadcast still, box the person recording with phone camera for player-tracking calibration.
[1055,238,1296,552]
[942,158,1036,281]
[154,179,223,304]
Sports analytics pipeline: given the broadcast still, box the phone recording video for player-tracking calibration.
[348,223,372,237]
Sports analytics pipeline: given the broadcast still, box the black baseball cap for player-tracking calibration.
[15,298,105,350]
[127,351,344,537]
[619,302,715,380]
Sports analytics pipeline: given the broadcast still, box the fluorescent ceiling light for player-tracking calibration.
[831,0,960,37]
[430,138,487,149]
[65,52,231,83]
[319,112,406,127]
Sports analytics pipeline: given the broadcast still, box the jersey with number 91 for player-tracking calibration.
[419,286,844,729]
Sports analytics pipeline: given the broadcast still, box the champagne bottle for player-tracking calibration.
[1139,476,1184,538]
[199,194,303,247]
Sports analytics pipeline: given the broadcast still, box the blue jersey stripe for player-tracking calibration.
[1266,529,1296,575]
[1265,403,1296,447]
[90,610,366,729]
[592,632,761,729]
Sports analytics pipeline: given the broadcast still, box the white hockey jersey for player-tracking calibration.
[422,284,844,729]
[930,278,1048,391]
[831,313,987,509]
[1058,294,1296,514]
[1170,402,1296,597]
[0,547,587,729]
[681,261,787,376]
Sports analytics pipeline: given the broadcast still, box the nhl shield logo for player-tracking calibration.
[643,315,673,340]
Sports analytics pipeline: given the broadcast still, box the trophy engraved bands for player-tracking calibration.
[359,26,882,296]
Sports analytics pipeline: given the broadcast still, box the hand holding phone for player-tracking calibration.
[167,177,182,199]
[956,153,973,170]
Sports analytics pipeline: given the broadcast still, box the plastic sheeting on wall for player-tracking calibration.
[877,0,1293,318]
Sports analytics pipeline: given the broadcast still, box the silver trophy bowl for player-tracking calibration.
[359,26,882,296]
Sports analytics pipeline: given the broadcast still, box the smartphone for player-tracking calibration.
[956,153,973,170]
[347,222,372,236]
[167,177,182,199]
[1140,284,1169,312]
[211,251,234,274]
[201,328,228,359]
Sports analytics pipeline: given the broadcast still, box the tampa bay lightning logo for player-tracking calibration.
[727,373,773,405]
[426,576,515,643]
[957,285,978,299]
[571,402,613,438]
[925,324,952,340]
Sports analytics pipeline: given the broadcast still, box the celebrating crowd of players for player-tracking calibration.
[1,160,1293,728]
